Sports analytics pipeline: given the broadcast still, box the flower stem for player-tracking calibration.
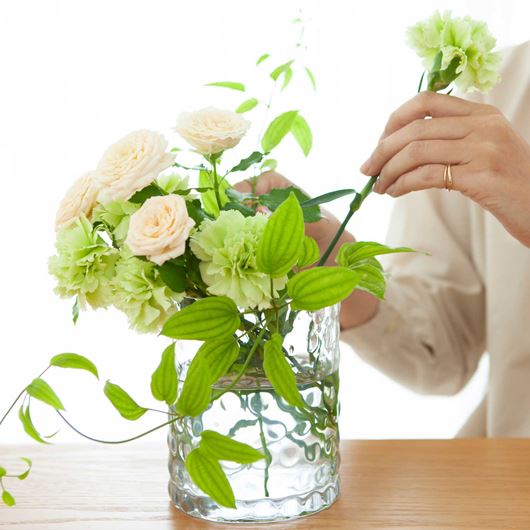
[212,157,223,211]
[212,325,268,401]
[318,175,378,266]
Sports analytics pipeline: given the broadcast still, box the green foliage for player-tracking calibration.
[256,192,304,278]
[256,53,270,65]
[2,490,15,506]
[200,430,264,463]
[263,334,304,408]
[161,296,240,340]
[103,381,147,421]
[195,338,240,383]
[17,458,32,480]
[26,378,64,410]
[305,66,317,90]
[258,186,321,223]
[229,151,264,173]
[198,170,230,217]
[301,188,357,208]
[129,184,166,203]
[351,257,387,300]
[157,260,187,293]
[260,158,277,172]
[270,60,294,89]
[185,448,236,508]
[336,241,416,266]
[205,81,245,91]
[150,343,178,405]
[18,405,53,444]
[175,356,212,417]
[261,110,299,153]
[50,353,99,379]
[298,236,320,268]
[288,266,361,311]
[235,98,259,113]
[72,297,80,325]
[290,114,312,156]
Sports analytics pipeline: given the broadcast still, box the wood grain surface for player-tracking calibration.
[1,439,530,529]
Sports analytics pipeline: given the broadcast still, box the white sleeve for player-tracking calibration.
[341,188,486,395]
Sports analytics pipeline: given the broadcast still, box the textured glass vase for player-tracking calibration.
[168,304,341,523]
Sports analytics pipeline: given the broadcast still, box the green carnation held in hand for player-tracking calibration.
[190,210,287,309]
[48,215,118,309]
[407,10,501,93]
[111,249,184,333]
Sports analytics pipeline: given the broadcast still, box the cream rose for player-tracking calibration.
[55,171,100,231]
[174,107,250,155]
[95,130,175,204]
[125,194,194,266]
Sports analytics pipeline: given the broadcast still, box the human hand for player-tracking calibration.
[361,91,530,247]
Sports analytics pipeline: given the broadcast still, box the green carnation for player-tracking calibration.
[407,10,501,92]
[190,210,286,309]
[91,200,139,245]
[49,215,118,309]
[111,250,183,333]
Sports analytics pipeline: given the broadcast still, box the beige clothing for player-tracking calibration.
[341,41,530,437]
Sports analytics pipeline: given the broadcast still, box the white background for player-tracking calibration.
[0,0,528,445]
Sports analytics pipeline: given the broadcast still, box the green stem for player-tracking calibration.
[318,175,378,266]
[212,158,223,211]
[56,410,180,445]
[212,325,268,401]
[255,385,271,497]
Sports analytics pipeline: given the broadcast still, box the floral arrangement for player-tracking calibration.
[0,10,500,509]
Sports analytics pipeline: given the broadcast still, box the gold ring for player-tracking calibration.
[444,164,454,191]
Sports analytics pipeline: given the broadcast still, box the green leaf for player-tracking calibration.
[260,158,277,172]
[0,466,6,478]
[256,192,304,277]
[150,343,178,405]
[298,236,320,268]
[2,490,15,507]
[235,98,259,113]
[17,457,32,481]
[261,110,299,153]
[185,448,236,508]
[256,53,270,65]
[336,241,416,268]
[287,266,361,311]
[50,353,99,379]
[263,334,304,408]
[200,430,264,463]
[290,114,312,156]
[198,170,230,217]
[353,258,387,300]
[280,66,293,90]
[301,188,357,208]
[176,356,212,417]
[18,405,50,444]
[221,201,255,217]
[206,81,245,92]
[157,260,187,293]
[270,60,294,81]
[305,66,317,90]
[196,338,240,384]
[129,184,166,203]
[104,381,147,421]
[161,296,240,341]
[26,378,64,410]
[258,186,321,223]
[72,296,80,325]
[185,198,211,225]
[229,151,264,173]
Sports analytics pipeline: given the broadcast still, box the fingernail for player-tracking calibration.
[360,158,371,174]
[386,184,396,196]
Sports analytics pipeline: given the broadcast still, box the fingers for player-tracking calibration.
[232,171,292,195]
[375,138,471,193]
[379,92,482,142]
[362,116,473,177]
[385,163,468,197]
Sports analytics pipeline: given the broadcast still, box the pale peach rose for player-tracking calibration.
[95,130,175,204]
[55,171,100,231]
[125,194,194,265]
[174,107,250,155]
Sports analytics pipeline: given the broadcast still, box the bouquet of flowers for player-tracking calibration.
[0,10,500,522]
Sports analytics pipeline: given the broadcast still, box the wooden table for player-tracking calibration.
[1,440,529,529]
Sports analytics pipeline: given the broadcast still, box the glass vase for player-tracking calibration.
[168,304,341,523]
